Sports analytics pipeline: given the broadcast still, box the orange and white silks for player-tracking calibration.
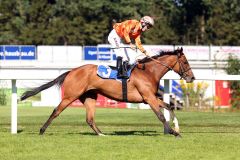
[113,20,145,53]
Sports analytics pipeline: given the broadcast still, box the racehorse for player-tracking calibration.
[20,47,195,137]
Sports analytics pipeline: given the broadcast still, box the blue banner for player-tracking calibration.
[0,46,4,60]
[98,47,111,60]
[0,45,36,60]
[20,46,36,60]
[5,46,20,60]
[84,46,97,60]
[83,46,116,60]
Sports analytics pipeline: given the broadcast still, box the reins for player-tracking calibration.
[145,55,174,71]
[144,51,192,79]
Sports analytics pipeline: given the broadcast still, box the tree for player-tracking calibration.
[206,0,240,45]
[172,0,213,45]
[0,0,26,44]
[0,0,240,45]
[142,0,179,45]
[224,54,240,109]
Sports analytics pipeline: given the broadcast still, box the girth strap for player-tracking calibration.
[122,79,128,102]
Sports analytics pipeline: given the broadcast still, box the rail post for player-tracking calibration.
[11,79,17,134]
[163,80,171,134]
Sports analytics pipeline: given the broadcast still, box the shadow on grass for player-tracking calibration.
[111,130,159,136]
[17,129,24,133]
[68,132,97,136]
[14,129,240,136]
[64,130,160,136]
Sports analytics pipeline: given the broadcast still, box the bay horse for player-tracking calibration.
[20,47,195,137]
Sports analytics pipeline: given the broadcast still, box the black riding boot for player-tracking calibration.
[116,56,123,78]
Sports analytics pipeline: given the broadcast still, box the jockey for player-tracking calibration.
[108,16,154,78]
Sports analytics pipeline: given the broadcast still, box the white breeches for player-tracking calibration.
[108,29,143,65]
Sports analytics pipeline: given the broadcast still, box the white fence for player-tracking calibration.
[2,45,240,62]
[37,45,240,61]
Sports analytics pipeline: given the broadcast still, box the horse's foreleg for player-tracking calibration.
[172,111,180,133]
[39,98,73,135]
[157,99,180,133]
[144,96,181,137]
[80,93,104,136]
[164,108,180,133]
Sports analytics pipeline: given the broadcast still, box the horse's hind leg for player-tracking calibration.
[80,92,104,136]
[39,98,75,135]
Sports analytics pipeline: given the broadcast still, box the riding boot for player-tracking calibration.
[116,56,123,78]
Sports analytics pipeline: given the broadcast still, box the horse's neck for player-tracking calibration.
[145,55,176,83]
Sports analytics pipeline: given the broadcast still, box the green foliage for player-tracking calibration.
[224,54,240,108]
[180,80,209,108]
[205,0,240,45]
[0,0,240,45]
[0,89,7,105]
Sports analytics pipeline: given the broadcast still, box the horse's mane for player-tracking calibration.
[138,50,178,64]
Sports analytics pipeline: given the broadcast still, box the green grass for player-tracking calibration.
[0,88,41,106]
[1,106,240,160]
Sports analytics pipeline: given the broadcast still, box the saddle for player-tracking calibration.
[97,64,134,80]
[97,64,135,102]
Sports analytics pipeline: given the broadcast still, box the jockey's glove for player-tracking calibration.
[129,43,137,51]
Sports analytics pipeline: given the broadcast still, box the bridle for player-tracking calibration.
[175,54,192,79]
[146,51,192,79]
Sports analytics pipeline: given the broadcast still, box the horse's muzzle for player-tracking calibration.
[185,76,195,83]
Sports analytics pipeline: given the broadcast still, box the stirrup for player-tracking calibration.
[123,61,129,71]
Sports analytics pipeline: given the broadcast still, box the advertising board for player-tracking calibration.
[83,46,116,60]
[0,45,36,60]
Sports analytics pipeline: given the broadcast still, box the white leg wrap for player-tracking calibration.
[98,133,106,136]
[163,108,170,122]
[173,117,180,133]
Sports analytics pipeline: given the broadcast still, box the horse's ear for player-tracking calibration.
[175,47,183,54]
[174,47,179,54]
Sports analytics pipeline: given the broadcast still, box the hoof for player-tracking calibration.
[174,127,180,133]
[98,133,106,136]
[39,128,45,135]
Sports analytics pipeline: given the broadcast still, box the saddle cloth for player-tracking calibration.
[97,65,133,79]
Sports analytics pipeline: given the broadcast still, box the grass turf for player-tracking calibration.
[0,106,240,160]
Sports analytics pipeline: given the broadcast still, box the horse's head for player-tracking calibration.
[138,48,195,83]
[172,47,195,83]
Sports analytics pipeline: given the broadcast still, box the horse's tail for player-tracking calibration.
[20,71,70,101]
